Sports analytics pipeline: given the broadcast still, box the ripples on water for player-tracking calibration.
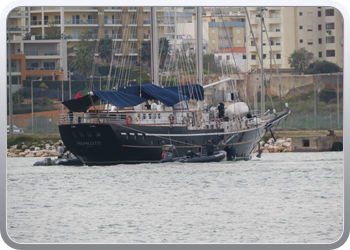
[7,152,343,244]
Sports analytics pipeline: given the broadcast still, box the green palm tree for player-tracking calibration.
[72,46,94,80]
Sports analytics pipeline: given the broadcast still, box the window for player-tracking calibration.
[299,26,303,29]
[303,140,310,147]
[307,26,313,31]
[218,56,222,60]
[237,39,241,44]
[326,50,335,57]
[263,54,266,59]
[326,36,335,43]
[307,41,313,45]
[325,9,334,16]
[211,19,215,22]
[276,54,281,59]
[237,29,241,33]
[251,41,256,46]
[299,12,302,16]
[226,55,230,60]
[104,30,108,38]
[44,16,49,25]
[325,23,335,29]
[243,55,246,59]
[318,24,322,30]
[211,39,215,44]
[300,39,303,43]
[319,52,322,58]
[251,55,256,60]
[211,29,215,33]
[318,38,322,44]
[318,11,321,17]
[72,15,80,24]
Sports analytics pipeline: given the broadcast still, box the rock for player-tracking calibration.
[268,138,275,144]
[277,146,285,152]
[25,153,35,157]
[264,143,269,147]
[285,138,291,142]
[263,149,269,153]
[283,148,292,152]
[35,147,41,151]
[14,149,22,155]
[276,139,285,144]
[282,142,291,148]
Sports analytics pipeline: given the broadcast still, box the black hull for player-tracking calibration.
[59,123,267,165]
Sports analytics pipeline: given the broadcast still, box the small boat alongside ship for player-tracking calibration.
[33,153,83,166]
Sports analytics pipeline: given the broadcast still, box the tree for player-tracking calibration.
[305,60,340,74]
[288,48,313,74]
[98,37,113,63]
[159,37,170,69]
[139,37,170,69]
[45,21,62,39]
[203,54,218,73]
[140,41,151,68]
[39,82,49,92]
[72,46,94,80]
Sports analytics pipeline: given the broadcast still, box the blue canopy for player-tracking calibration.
[165,84,204,101]
[62,84,194,112]
[118,84,190,106]
[93,90,147,108]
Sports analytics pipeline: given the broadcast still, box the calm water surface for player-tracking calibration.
[7,152,343,244]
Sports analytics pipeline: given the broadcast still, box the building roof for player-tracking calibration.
[214,47,246,54]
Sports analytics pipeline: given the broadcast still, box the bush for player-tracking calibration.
[319,89,337,104]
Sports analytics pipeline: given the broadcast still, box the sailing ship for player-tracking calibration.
[58,7,290,165]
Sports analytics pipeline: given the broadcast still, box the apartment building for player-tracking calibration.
[245,7,343,72]
[7,6,176,91]
[202,8,246,53]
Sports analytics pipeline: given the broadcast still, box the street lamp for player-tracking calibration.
[31,78,42,133]
[52,71,64,114]
[67,71,73,99]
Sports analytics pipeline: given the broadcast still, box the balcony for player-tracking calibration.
[9,26,28,32]
[267,29,281,37]
[26,66,60,71]
[64,7,98,11]
[31,20,42,26]
[113,48,122,55]
[143,7,150,12]
[143,20,150,25]
[9,11,28,17]
[65,34,98,40]
[112,34,122,40]
[219,33,234,38]
[128,34,138,40]
[128,7,137,11]
[104,7,122,11]
[64,19,98,25]
[43,7,61,11]
[105,19,122,25]
[143,34,151,40]
[24,50,60,56]
[128,19,137,25]
[129,48,138,54]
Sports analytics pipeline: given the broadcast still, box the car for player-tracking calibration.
[7,125,24,135]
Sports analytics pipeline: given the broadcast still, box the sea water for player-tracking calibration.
[6,152,343,244]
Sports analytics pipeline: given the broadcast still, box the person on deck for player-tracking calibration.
[202,140,214,156]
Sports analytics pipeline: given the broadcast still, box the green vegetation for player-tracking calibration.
[305,60,340,74]
[288,48,313,75]
[7,134,61,149]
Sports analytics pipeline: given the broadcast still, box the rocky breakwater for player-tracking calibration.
[254,138,292,153]
[7,140,64,158]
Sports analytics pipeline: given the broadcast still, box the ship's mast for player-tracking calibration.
[196,7,203,109]
[151,7,159,86]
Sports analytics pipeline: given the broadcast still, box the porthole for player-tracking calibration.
[126,133,130,140]
[143,114,146,120]
[148,114,152,119]
[134,134,138,140]
[142,133,146,140]
[150,140,153,145]
[87,130,94,137]
[158,113,160,119]
[96,131,101,137]
[78,131,85,137]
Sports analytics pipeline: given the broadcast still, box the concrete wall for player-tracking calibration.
[245,73,343,102]
[291,135,343,152]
